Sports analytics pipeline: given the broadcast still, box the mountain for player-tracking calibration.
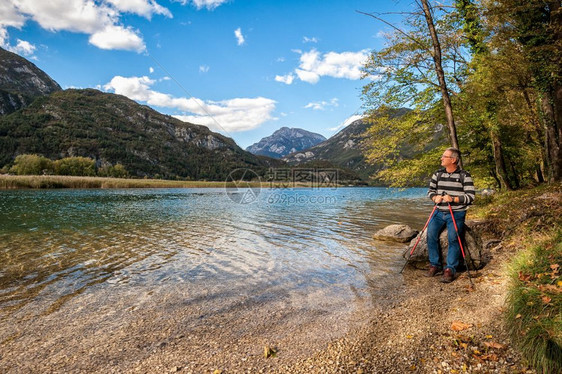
[0,47,61,115]
[283,109,424,182]
[283,118,376,180]
[246,127,326,158]
[0,88,283,180]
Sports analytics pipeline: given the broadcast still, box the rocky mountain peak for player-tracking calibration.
[246,127,326,159]
[0,47,62,115]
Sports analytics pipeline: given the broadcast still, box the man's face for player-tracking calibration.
[441,151,456,167]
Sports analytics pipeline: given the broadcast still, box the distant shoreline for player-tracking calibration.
[0,175,262,189]
[0,175,369,190]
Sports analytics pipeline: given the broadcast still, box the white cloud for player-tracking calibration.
[304,98,339,111]
[329,114,364,132]
[103,75,276,132]
[4,39,36,56]
[0,0,170,53]
[303,36,318,43]
[234,27,245,46]
[190,0,228,10]
[277,48,370,85]
[149,66,154,73]
[275,74,294,85]
[89,25,146,52]
[105,0,172,18]
[199,65,210,73]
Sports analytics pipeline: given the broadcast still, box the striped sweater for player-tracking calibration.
[427,167,475,211]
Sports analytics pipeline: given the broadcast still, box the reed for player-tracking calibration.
[0,175,262,189]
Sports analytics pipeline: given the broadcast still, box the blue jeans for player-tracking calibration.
[427,209,466,274]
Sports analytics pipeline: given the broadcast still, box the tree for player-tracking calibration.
[360,1,469,184]
[10,154,54,175]
[492,0,562,182]
[420,0,461,161]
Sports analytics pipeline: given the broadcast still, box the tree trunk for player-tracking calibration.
[541,89,561,182]
[490,129,512,190]
[420,0,462,167]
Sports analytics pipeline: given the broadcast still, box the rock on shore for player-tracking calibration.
[403,220,488,270]
[373,224,419,243]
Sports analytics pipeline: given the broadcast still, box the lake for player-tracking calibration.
[0,187,431,372]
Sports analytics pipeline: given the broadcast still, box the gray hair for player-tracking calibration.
[445,147,461,164]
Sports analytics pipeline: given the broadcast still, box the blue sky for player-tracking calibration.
[1,0,406,149]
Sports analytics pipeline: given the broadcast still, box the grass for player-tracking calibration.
[505,232,562,373]
[472,183,562,373]
[0,175,262,189]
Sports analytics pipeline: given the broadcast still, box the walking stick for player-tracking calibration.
[400,204,438,273]
[447,202,475,288]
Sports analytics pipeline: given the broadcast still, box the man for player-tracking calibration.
[426,147,475,283]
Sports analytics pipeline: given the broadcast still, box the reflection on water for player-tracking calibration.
[0,187,430,320]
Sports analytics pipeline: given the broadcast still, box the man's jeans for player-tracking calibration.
[427,209,466,274]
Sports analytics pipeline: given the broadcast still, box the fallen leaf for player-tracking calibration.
[484,341,506,349]
[557,280,562,287]
[406,335,413,339]
[550,264,560,272]
[485,335,493,339]
[515,313,522,319]
[518,271,531,282]
[451,321,473,331]
[264,346,277,358]
[542,295,552,304]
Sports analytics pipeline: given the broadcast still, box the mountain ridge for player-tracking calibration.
[246,127,326,159]
[0,47,62,115]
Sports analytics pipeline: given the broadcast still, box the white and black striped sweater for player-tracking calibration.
[427,168,475,211]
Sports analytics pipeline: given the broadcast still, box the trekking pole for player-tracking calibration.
[400,204,438,273]
[447,201,475,288]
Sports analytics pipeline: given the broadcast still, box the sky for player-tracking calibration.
[0,0,408,149]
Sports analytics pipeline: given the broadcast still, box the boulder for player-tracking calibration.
[402,220,488,270]
[373,224,419,243]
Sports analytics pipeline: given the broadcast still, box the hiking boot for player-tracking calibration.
[441,268,455,283]
[426,266,441,277]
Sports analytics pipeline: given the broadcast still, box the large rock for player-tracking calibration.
[402,220,487,270]
[373,224,419,243]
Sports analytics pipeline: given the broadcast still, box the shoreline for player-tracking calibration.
[0,175,374,190]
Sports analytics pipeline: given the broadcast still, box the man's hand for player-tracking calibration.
[433,194,453,203]
[442,194,454,203]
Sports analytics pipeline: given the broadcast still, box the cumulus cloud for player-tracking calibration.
[190,0,229,10]
[304,98,339,111]
[234,27,245,46]
[103,75,276,133]
[303,36,318,43]
[89,25,146,52]
[276,48,370,85]
[149,66,155,73]
[105,0,172,18]
[274,74,295,85]
[329,114,364,132]
[5,39,36,56]
[0,0,169,53]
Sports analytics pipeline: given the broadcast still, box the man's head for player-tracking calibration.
[441,147,460,168]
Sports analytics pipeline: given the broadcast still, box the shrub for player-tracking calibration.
[54,157,96,176]
[9,154,54,175]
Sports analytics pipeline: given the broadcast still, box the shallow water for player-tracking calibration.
[0,187,432,371]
